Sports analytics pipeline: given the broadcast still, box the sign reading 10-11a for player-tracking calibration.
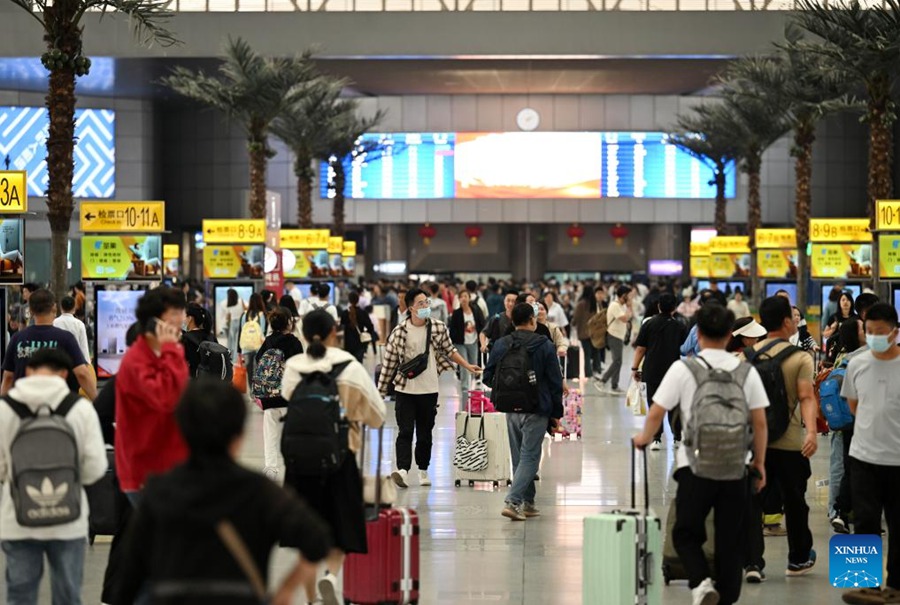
[0,171,27,213]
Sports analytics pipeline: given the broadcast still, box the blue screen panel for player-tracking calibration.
[320,133,455,199]
[600,132,736,199]
[0,106,115,198]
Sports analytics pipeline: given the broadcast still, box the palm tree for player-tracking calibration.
[6,0,176,299]
[669,104,743,235]
[723,36,852,307]
[793,0,900,226]
[162,38,315,220]
[270,77,347,228]
[318,103,385,235]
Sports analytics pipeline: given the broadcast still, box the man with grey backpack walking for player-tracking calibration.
[0,349,108,605]
[634,303,769,605]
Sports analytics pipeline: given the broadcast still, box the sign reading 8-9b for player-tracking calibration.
[0,171,27,213]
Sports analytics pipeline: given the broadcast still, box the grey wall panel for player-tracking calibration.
[451,96,478,132]
[604,95,631,131]
[578,95,606,131]
[401,96,428,132]
[426,96,453,132]
[553,96,580,131]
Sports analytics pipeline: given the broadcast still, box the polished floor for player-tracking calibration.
[1,351,859,604]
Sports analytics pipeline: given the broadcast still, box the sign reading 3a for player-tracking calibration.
[0,171,27,213]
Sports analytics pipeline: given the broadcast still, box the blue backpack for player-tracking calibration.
[819,360,854,430]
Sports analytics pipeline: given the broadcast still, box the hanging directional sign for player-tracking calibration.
[0,171,27,213]
[80,201,165,232]
[202,219,267,244]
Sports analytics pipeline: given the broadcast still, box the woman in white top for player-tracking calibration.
[726,289,751,319]
[220,288,245,362]
[280,309,386,605]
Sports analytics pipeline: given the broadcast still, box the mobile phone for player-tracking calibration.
[145,317,159,334]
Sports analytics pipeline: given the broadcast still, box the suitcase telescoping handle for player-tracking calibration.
[359,425,386,520]
[631,441,650,514]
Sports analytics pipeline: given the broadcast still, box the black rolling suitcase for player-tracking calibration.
[566,346,580,379]
[86,447,125,544]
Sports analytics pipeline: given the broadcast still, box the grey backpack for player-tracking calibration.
[683,358,753,481]
[6,393,82,527]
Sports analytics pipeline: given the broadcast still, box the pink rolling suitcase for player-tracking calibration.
[554,354,583,439]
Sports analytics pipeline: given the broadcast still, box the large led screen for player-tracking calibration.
[321,133,455,199]
[0,107,115,198]
[319,131,736,200]
[96,288,144,378]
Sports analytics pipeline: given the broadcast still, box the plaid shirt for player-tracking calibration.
[378,318,456,396]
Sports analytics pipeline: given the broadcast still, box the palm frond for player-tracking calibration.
[82,0,179,47]
[5,0,46,27]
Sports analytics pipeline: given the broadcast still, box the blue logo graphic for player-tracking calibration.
[831,534,883,589]
[0,106,115,198]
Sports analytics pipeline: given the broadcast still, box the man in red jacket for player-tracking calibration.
[115,287,189,504]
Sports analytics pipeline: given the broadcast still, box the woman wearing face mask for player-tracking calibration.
[449,289,486,401]
[824,292,857,362]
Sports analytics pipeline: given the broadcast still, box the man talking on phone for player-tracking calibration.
[115,287,189,506]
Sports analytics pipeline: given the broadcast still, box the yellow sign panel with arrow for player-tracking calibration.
[80,202,165,233]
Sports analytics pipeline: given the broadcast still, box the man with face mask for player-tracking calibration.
[379,288,482,489]
[840,303,900,605]
[743,296,818,583]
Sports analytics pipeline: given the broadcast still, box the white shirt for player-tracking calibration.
[397,321,440,395]
[53,313,91,363]
[463,312,478,345]
[652,348,770,470]
[307,299,339,322]
[547,302,569,329]
[606,300,629,341]
[842,351,900,466]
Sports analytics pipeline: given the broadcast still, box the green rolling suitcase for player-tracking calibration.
[583,444,662,605]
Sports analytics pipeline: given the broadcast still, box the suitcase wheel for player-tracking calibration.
[493,481,499,488]
[507,479,512,486]
[455,479,461,487]
[663,563,671,585]
[469,480,475,487]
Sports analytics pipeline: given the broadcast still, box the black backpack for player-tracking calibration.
[281,360,352,476]
[744,339,802,444]
[196,341,233,381]
[491,333,540,414]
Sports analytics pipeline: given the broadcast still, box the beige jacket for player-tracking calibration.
[281,347,386,453]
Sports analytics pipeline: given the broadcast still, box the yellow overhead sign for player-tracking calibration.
[755,229,797,249]
[709,236,751,254]
[202,219,266,244]
[0,171,27,213]
[877,200,900,231]
[280,229,330,250]
[163,244,180,260]
[809,218,871,242]
[342,241,357,257]
[690,242,710,257]
[327,236,344,255]
[80,201,164,232]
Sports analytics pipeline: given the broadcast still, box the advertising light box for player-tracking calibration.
[811,244,873,279]
[709,254,751,279]
[203,245,264,280]
[320,131,737,200]
[82,235,162,281]
[95,287,143,378]
[879,234,900,279]
[282,249,331,279]
[0,107,115,198]
[690,256,710,278]
[757,249,798,279]
[0,219,24,285]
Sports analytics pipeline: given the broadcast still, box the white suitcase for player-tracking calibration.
[453,411,512,488]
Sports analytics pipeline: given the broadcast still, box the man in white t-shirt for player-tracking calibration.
[841,303,900,598]
[598,285,633,395]
[305,283,339,322]
[635,303,769,605]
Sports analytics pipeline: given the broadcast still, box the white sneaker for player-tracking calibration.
[692,578,720,605]
[391,469,409,488]
[318,572,339,605]
[418,469,431,486]
[263,467,278,481]
[649,440,661,451]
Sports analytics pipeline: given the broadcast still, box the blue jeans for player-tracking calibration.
[2,538,85,605]
[506,413,548,506]
[829,431,845,518]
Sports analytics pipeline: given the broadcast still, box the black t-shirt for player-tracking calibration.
[633,313,687,382]
[483,313,512,346]
[2,324,88,392]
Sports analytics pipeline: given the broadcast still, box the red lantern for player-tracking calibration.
[418,223,437,246]
[610,223,629,246]
[566,223,586,246]
[464,225,483,247]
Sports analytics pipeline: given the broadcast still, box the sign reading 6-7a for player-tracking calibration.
[0,171,27,213]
